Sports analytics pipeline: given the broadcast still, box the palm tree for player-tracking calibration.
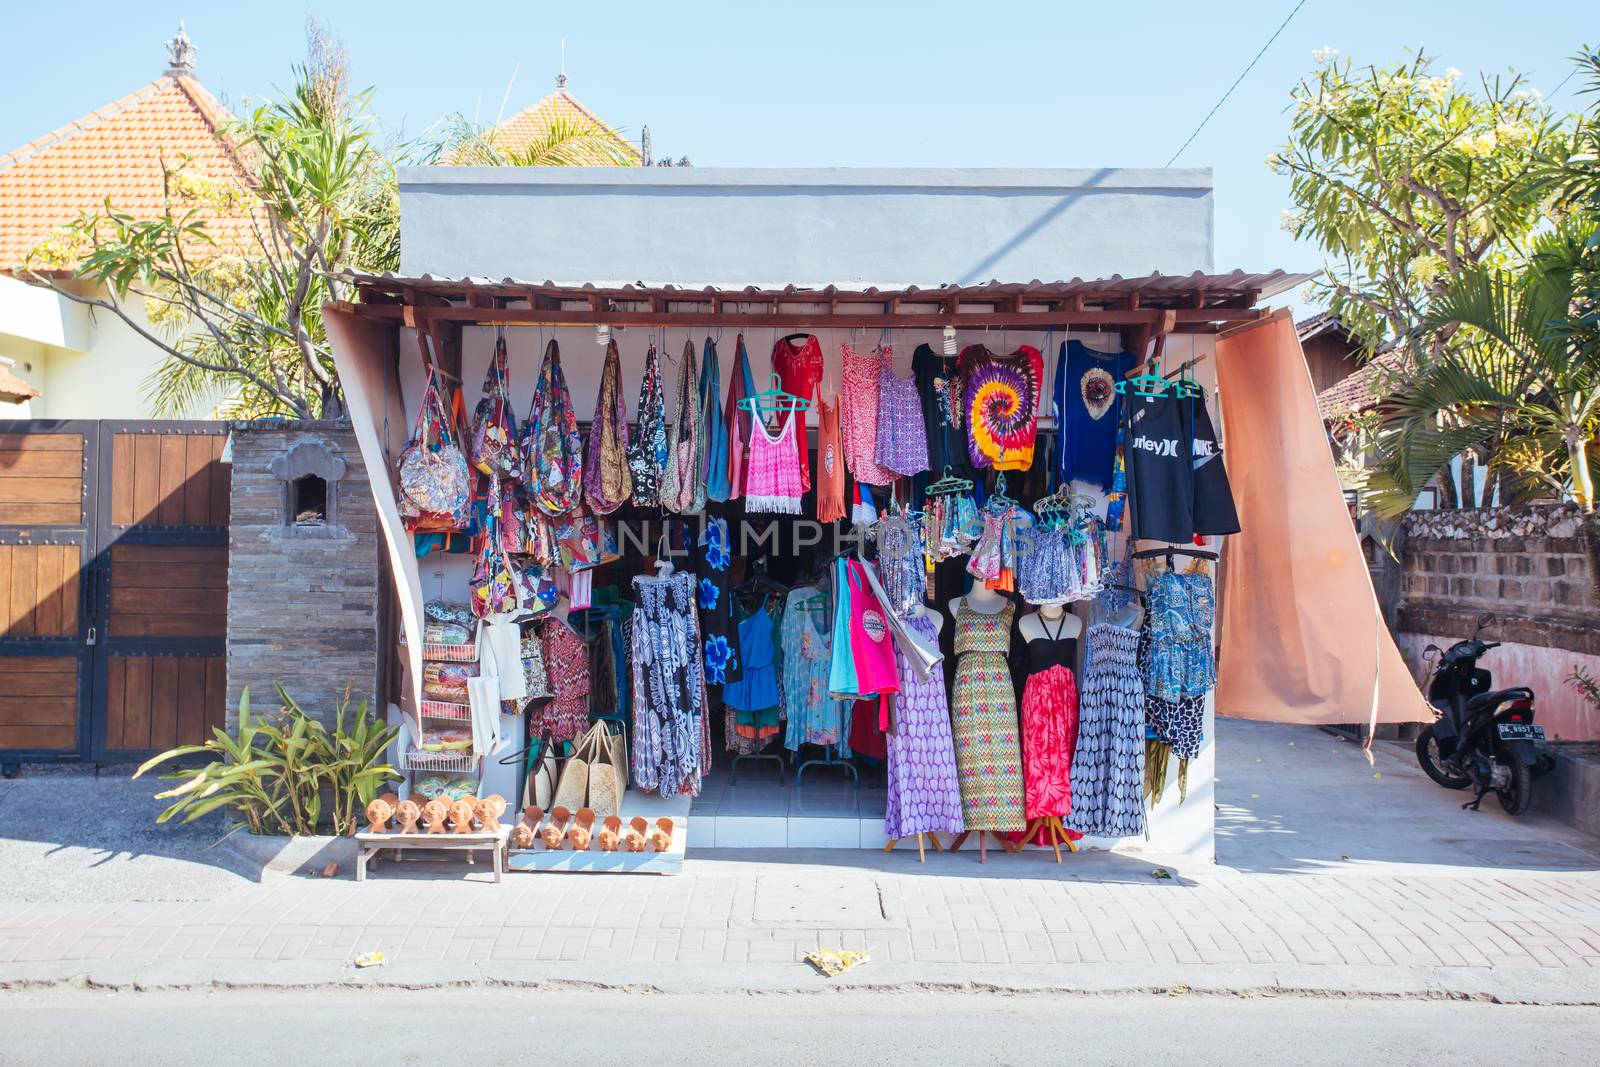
[1361,221,1600,516]
[434,112,639,167]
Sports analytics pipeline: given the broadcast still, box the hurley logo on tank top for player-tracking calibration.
[1128,404,1179,458]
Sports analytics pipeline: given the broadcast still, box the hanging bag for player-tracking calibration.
[580,720,626,818]
[523,338,584,516]
[398,369,471,523]
[663,339,705,514]
[583,338,634,514]
[470,330,521,479]
[523,731,563,811]
[627,341,668,508]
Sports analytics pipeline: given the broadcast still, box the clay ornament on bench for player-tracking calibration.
[449,798,478,833]
[365,798,394,834]
[422,798,451,834]
[570,807,595,851]
[395,799,422,835]
[376,791,401,813]
[651,817,675,852]
[474,797,503,834]
[543,806,572,850]
[598,815,623,852]
[625,816,649,852]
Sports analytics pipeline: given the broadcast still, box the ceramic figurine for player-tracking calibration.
[395,799,422,835]
[625,815,649,852]
[365,798,394,834]
[650,816,675,852]
[570,807,595,851]
[598,815,623,852]
[422,798,450,834]
[511,823,535,849]
[543,806,572,850]
[474,797,502,834]
[449,798,477,833]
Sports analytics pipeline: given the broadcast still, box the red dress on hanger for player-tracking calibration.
[772,334,823,490]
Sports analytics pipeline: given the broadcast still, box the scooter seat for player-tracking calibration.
[1466,687,1534,713]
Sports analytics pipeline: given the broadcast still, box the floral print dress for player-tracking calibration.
[884,611,965,839]
[686,516,740,687]
[841,344,897,485]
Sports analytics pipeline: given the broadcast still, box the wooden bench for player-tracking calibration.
[354,826,510,882]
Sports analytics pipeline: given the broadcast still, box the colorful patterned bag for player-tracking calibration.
[662,339,705,514]
[583,338,633,514]
[626,341,669,508]
[522,338,584,516]
[469,330,521,479]
[398,370,471,526]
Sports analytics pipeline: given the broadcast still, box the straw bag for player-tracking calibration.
[551,730,591,811]
[523,732,562,811]
[586,721,628,818]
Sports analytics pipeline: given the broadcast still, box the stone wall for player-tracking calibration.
[225,420,383,733]
[1396,503,1600,740]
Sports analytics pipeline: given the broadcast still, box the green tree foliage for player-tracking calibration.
[24,24,395,418]
[1272,50,1558,352]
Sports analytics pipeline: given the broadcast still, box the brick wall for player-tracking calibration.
[1396,503,1600,740]
[225,420,383,733]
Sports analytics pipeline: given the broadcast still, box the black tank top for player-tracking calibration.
[1023,614,1078,675]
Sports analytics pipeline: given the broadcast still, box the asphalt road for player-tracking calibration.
[1,989,1596,1065]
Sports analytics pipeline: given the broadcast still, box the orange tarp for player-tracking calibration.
[1214,310,1428,725]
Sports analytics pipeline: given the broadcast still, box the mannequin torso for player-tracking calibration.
[1019,602,1081,643]
[909,601,944,638]
[948,585,1008,620]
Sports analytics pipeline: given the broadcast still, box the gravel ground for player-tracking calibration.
[0,763,259,903]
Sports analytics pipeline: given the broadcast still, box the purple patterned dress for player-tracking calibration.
[884,612,966,839]
[875,361,931,477]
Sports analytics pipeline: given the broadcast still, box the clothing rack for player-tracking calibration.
[796,742,859,790]
[730,750,788,786]
[1133,547,1218,565]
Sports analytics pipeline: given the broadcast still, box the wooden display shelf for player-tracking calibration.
[354,825,510,882]
[506,819,686,876]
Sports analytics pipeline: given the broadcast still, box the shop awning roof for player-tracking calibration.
[344,268,1310,307]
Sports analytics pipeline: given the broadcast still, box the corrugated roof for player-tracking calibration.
[0,72,255,269]
[343,268,1312,306]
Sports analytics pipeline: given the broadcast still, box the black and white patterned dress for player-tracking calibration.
[630,571,708,796]
[1067,622,1145,838]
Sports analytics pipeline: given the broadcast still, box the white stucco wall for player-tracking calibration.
[0,274,215,420]
[398,167,1214,285]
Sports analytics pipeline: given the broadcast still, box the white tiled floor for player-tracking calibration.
[689,768,888,848]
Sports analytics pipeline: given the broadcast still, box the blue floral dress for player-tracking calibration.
[685,516,740,687]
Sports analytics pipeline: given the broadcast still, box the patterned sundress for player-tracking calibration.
[627,341,668,508]
[841,343,896,485]
[949,600,1027,832]
[959,343,1043,472]
[884,612,965,839]
[1068,622,1145,838]
[582,338,632,514]
[630,571,709,796]
[875,359,930,477]
[781,587,843,749]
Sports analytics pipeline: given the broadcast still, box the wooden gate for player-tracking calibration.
[0,421,230,765]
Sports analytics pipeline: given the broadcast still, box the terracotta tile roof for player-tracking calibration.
[449,87,641,165]
[0,361,41,403]
[0,74,255,270]
[1318,346,1410,421]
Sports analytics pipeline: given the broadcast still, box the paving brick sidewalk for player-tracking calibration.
[3,855,1598,975]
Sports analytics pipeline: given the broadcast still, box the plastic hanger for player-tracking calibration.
[738,372,813,417]
[924,465,974,496]
[1116,358,1171,397]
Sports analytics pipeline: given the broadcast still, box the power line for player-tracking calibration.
[1167,0,1310,166]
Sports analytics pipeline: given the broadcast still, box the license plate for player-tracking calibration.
[1497,723,1546,741]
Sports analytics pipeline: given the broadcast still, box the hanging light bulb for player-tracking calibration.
[942,325,958,356]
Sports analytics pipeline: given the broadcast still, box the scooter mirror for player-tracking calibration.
[1475,611,1496,633]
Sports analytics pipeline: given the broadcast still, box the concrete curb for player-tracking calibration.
[2,959,1596,1005]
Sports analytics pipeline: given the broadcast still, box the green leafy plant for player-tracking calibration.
[134,684,401,836]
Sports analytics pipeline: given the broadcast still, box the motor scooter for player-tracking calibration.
[1415,612,1555,815]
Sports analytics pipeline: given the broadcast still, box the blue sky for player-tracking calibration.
[3,1,1590,314]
